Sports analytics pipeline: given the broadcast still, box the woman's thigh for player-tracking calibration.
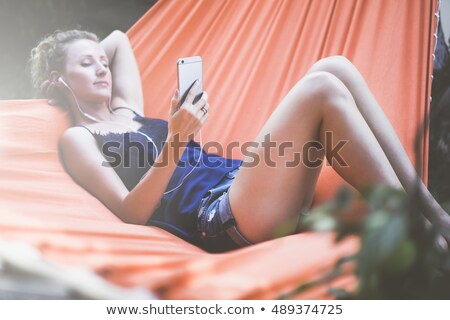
[227,72,342,243]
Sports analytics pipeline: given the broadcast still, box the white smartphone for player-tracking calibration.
[177,56,203,105]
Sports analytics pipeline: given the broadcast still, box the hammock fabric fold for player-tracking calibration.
[0,0,437,299]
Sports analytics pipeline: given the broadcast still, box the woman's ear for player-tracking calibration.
[49,71,61,84]
[45,70,69,108]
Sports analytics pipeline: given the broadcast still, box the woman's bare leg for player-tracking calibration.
[306,56,450,234]
[228,71,402,244]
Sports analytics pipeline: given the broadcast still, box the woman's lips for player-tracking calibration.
[94,81,109,86]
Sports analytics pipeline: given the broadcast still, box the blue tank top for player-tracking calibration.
[77,107,243,243]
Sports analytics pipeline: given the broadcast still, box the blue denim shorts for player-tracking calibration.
[196,166,253,253]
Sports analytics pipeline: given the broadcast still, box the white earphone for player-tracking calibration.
[57,77,97,121]
[56,76,203,195]
[57,76,68,87]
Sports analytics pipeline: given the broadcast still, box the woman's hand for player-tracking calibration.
[168,80,210,142]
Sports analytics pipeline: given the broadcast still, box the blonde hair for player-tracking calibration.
[28,29,99,102]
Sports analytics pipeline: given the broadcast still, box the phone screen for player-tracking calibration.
[177,56,203,105]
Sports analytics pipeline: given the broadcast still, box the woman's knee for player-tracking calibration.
[307,55,355,77]
[295,71,352,108]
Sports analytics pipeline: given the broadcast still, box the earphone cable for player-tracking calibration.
[62,80,202,195]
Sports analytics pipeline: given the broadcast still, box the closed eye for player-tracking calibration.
[81,62,108,69]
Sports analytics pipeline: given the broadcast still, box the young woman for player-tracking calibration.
[29,29,449,253]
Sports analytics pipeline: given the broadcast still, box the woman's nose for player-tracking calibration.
[96,63,108,75]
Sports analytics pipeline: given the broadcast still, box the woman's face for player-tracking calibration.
[61,39,112,105]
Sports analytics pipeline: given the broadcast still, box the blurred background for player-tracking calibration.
[0,0,157,100]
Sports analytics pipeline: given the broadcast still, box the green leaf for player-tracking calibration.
[358,213,408,278]
[364,210,390,231]
[302,211,337,232]
[328,287,354,299]
[381,239,417,273]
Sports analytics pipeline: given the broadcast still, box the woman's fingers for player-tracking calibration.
[193,92,209,116]
[196,103,209,119]
[167,84,210,141]
[169,88,180,116]
[199,103,210,124]
[183,80,201,106]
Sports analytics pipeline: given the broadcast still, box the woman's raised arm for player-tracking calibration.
[100,30,144,115]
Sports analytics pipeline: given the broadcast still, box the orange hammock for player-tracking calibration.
[0,0,437,299]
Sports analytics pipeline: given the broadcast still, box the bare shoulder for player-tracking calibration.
[58,126,99,156]
[60,125,92,140]
[58,126,102,179]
